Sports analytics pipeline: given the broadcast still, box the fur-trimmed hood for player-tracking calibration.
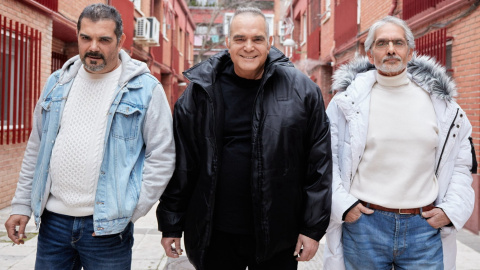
[332,54,456,101]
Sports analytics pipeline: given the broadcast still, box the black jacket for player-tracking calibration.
[157,47,332,269]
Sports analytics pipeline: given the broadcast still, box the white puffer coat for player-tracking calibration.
[323,55,474,270]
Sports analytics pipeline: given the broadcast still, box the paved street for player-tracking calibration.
[1,203,479,270]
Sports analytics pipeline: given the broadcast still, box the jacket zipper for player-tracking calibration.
[201,87,218,248]
[435,108,459,176]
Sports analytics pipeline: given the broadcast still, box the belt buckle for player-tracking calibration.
[398,208,409,214]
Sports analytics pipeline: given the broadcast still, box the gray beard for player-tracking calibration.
[82,59,106,72]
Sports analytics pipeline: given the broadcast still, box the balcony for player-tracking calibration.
[403,0,447,20]
[33,0,58,12]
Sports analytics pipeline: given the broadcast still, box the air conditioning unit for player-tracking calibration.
[135,17,151,41]
[146,17,160,46]
[134,17,160,46]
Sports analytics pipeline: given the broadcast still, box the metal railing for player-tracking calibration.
[415,28,447,66]
[0,14,42,145]
[403,0,447,20]
[33,0,58,12]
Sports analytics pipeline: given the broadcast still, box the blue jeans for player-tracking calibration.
[35,210,134,270]
[342,210,443,270]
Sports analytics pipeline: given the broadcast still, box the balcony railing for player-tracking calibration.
[33,0,58,12]
[403,0,447,20]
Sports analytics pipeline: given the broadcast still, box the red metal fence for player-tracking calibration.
[403,0,447,20]
[415,28,447,66]
[51,51,67,72]
[1,14,42,145]
[33,0,58,12]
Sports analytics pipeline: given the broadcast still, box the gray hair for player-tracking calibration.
[364,16,415,52]
[228,7,270,38]
[77,4,123,44]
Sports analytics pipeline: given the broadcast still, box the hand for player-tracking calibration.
[161,237,183,258]
[344,203,374,223]
[294,234,319,262]
[422,208,451,229]
[5,214,30,245]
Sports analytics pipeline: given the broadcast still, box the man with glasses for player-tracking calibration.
[323,16,474,269]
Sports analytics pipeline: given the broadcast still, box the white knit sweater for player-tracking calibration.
[350,69,439,208]
[47,64,122,216]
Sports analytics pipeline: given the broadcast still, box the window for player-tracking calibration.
[415,28,448,67]
[51,52,67,72]
[0,15,42,145]
[223,13,274,40]
[301,13,307,46]
[131,0,141,10]
[189,0,217,6]
[162,9,169,41]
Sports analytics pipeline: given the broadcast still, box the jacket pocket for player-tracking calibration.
[112,103,141,140]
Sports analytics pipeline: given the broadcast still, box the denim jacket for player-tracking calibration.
[11,50,175,235]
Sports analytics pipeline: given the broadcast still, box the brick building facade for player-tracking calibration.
[0,0,195,209]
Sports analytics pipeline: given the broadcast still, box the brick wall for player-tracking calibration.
[448,9,480,166]
[359,0,392,33]
[58,0,107,23]
[0,142,27,209]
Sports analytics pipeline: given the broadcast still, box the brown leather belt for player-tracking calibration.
[360,201,435,215]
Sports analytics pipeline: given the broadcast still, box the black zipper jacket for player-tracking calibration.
[157,47,332,269]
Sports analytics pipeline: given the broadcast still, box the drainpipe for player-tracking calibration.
[389,0,398,16]
[330,41,336,67]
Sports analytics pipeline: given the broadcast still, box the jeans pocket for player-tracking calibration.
[344,213,364,225]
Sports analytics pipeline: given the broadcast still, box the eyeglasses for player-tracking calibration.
[374,39,408,49]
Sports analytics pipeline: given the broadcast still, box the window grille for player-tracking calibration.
[415,28,448,67]
[33,0,58,12]
[0,15,42,145]
[403,0,447,20]
[51,52,67,73]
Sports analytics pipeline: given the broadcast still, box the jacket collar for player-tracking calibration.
[182,46,291,94]
[332,53,456,101]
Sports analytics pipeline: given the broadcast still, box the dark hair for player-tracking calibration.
[77,4,123,44]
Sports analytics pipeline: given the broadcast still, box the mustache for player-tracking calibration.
[84,52,105,60]
[382,55,401,62]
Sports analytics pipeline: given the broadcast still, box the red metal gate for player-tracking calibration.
[1,14,42,145]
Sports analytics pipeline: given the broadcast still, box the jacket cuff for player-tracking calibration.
[342,200,360,221]
[161,231,183,238]
[299,228,324,242]
[10,204,33,218]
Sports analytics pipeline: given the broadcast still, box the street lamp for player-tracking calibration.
[283,38,296,47]
[283,38,296,58]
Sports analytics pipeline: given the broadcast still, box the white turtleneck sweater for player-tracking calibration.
[46,64,122,217]
[350,69,439,209]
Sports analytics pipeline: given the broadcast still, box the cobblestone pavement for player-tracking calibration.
[1,204,479,270]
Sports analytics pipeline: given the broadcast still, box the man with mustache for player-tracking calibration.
[4,4,175,269]
[323,16,475,269]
